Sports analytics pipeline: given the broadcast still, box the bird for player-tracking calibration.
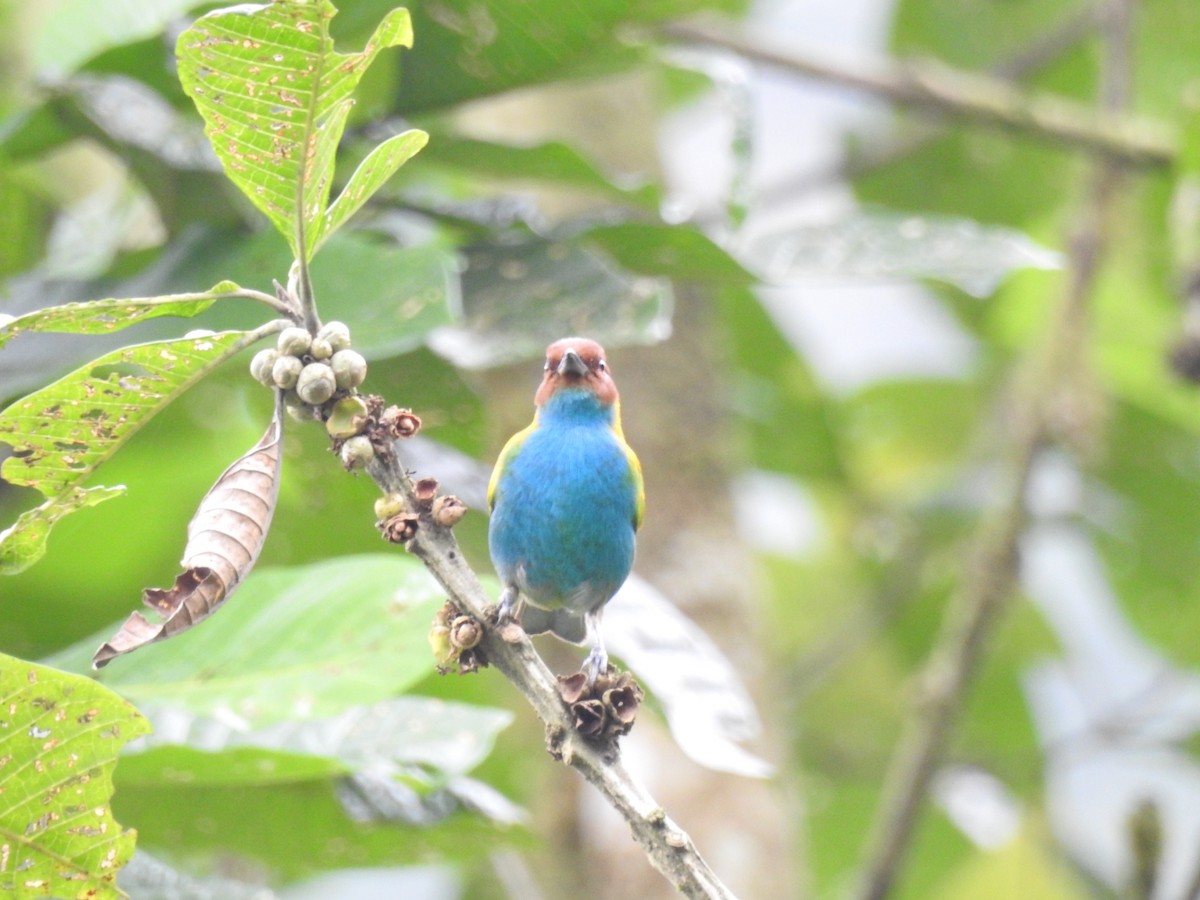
[487,337,644,685]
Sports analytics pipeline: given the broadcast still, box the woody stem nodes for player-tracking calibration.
[363,442,738,900]
[852,2,1133,897]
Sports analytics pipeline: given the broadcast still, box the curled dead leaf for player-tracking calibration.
[93,399,284,668]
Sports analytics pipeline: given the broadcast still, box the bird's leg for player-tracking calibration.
[497,584,521,623]
[581,608,608,686]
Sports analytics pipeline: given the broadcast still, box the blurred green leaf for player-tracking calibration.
[583,222,756,285]
[169,229,459,359]
[46,556,446,729]
[117,745,349,788]
[32,0,211,77]
[419,136,660,208]
[428,236,671,368]
[176,2,420,259]
[396,0,626,112]
[0,653,149,898]
[115,778,508,880]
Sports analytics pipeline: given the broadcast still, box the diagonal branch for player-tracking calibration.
[658,19,1173,168]
[365,452,738,900]
[850,2,1134,898]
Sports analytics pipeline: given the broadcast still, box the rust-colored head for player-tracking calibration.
[534,337,619,408]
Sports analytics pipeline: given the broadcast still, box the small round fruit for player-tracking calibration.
[277,326,312,357]
[250,348,279,386]
[325,395,370,439]
[374,493,405,520]
[296,362,336,405]
[309,337,333,360]
[271,354,303,389]
[330,349,367,389]
[284,389,317,421]
[341,435,375,469]
[318,320,352,352]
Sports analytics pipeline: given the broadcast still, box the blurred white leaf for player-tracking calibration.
[1021,519,1200,897]
[119,850,277,900]
[130,697,513,782]
[740,209,1061,297]
[606,576,773,778]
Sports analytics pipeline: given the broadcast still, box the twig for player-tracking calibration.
[851,2,1133,897]
[658,19,1173,169]
[365,454,738,900]
[754,4,1101,208]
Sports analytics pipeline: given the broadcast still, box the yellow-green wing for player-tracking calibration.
[487,420,537,511]
[622,439,646,530]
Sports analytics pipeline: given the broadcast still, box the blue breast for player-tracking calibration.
[489,389,638,613]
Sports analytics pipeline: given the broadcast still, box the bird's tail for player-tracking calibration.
[520,605,587,644]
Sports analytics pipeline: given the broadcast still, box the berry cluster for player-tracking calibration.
[251,322,366,413]
[250,321,375,467]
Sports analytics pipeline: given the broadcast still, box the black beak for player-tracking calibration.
[557,349,589,378]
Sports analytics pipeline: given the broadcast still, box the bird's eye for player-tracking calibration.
[598,359,608,371]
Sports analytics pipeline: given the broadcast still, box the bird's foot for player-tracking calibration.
[581,644,609,688]
[496,584,519,623]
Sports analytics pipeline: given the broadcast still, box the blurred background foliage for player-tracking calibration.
[3,0,1200,897]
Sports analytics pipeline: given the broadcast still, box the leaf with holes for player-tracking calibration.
[94,400,284,668]
[0,653,149,898]
[0,486,127,576]
[0,329,265,573]
[176,1,424,260]
[0,282,248,351]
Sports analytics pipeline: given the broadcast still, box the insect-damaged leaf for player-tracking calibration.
[0,329,265,573]
[0,486,126,576]
[93,399,284,668]
[0,282,245,351]
[0,653,149,898]
[176,1,426,260]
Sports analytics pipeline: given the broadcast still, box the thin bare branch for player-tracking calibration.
[659,18,1173,169]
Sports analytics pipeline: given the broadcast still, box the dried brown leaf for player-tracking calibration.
[93,401,284,668]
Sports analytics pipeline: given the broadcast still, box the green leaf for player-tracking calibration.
[418,136,660,208]
[0,282,247,351]
[427,236,672,369]
[582,222,757,285]
[0,330,264,570]
[0,330,262,499]
[45,556,446,729]
[318,129,429,254]
[0,486,126,576]
[396,0,626,112]
[176,2,419,259]
[0,653,150,898]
